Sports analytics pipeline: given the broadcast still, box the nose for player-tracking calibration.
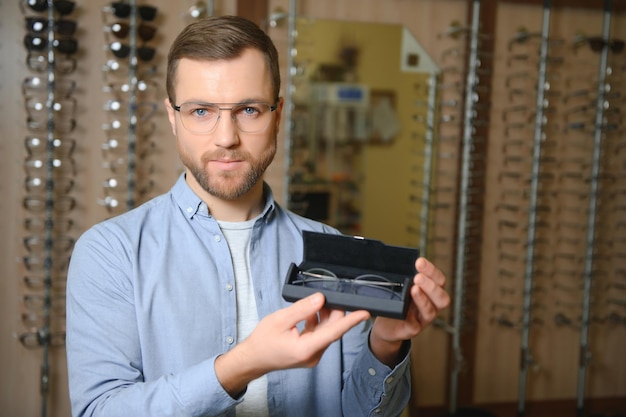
[213,109,239,148]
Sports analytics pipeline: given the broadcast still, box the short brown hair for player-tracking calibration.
[166,15,281,104]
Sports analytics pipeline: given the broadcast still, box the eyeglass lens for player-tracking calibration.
[175,102,276,133]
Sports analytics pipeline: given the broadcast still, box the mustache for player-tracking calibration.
[201,149,250,163]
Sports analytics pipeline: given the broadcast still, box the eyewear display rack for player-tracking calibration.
[417,73,439,255]
[99,0,160,215]
[426,0,626,414]
[19,1,77,416]
[516,1,551,415]
[442,0,492,414]
[506,1,619,416]
[576,2,613,416]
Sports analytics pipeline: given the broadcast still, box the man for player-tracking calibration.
[66,15,450,417]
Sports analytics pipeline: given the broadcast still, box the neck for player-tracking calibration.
[188,176,265,222]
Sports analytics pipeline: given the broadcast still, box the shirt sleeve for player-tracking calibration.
[342,336,412,417]
[66,225,239,417]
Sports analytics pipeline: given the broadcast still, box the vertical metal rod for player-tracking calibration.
[577,1,611,415]
[40,1,56,415]
[449,0,481,413]
[126,0,138,211]
[517,1,551,416]
[419,73,438,256]
[206,0,215,17]
[282,0,298,205]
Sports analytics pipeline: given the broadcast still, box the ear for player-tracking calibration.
[274,96,285,133]
[164,97,177,136]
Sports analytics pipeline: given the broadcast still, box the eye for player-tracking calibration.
[185,104,217,118]
[236,104,262,118]
[192,107,207,117]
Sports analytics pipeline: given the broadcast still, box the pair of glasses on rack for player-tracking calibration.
[104,21,156,42]
[103,2,157,21]
[25,16,77,37]
[23,34,78,55]
[21,0,75,15]
[291,268,404,300]
[107,41,155,61]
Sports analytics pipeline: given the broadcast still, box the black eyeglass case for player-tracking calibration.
[282,231,419,319]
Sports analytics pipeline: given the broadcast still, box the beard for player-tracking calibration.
[180,138,277,200]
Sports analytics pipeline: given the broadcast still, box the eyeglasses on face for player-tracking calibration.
[103,2,157,21]
[105,22,156,42]
[22,0,75,15]
[25,17,77,37]
[292,269,404,300]
[108,42,155,61]
[171,101,278,134]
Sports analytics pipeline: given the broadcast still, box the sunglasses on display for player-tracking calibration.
[105,22,156,42]
[22,0,75,15]
[107,41,155,61]
[103,2,157,21]
[24,34,78,55]
[25,17,77,37]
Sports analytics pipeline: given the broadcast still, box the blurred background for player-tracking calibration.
[0,0,624,416]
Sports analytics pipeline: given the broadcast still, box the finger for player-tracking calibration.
[278,293,327,329]
[414,272,451,311]
[410,285,438,324]
[415,257,446,287]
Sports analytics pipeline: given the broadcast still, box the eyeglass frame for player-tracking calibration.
[169,100,279,134]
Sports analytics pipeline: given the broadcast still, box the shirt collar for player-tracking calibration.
[171,173,276,222]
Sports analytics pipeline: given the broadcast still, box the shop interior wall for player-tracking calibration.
[1,0,625,416]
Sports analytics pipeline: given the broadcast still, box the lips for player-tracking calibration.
[209,158,244,171]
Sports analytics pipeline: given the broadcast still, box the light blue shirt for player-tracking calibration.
[66,174,411,417]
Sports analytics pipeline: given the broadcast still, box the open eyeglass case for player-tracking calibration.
[282,231,419,319]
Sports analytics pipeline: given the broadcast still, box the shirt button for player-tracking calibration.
[368,368,376,376]
[186,207,193,213]
[225,283,233,291]
[374,408,382,414]
[214,235,221,242]
[386,376,394,384]
[226,336,234,344]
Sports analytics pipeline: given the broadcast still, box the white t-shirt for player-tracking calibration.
[218,218,269,417]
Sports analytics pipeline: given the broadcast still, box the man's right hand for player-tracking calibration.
[214,292,370,397]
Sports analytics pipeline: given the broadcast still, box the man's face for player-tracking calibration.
[166,49,283,201]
